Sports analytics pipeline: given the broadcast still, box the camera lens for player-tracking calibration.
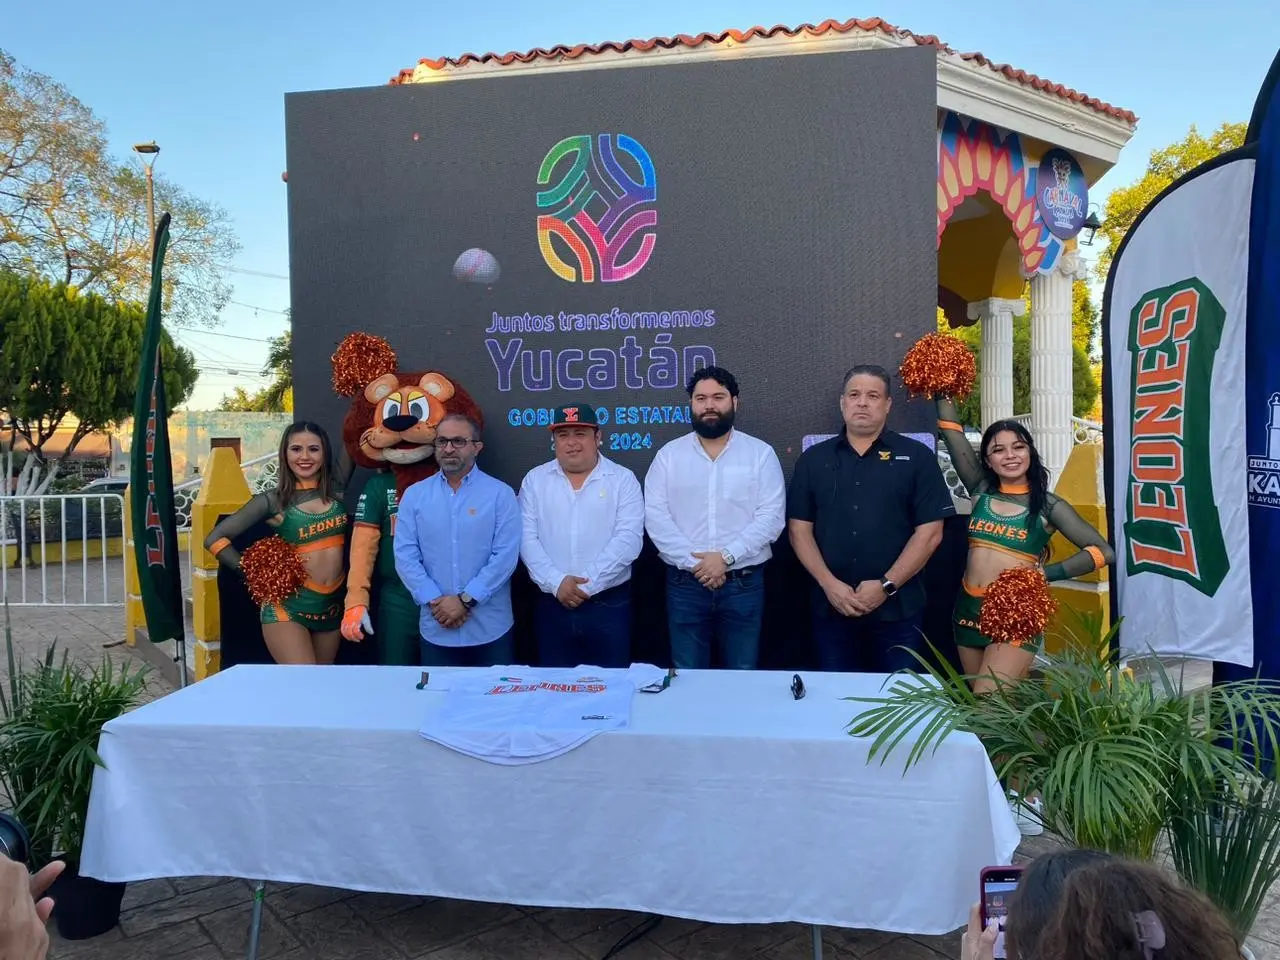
[0,813,30,863]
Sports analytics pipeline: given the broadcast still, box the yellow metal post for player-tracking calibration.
[1045,442,1111,655]
[190,444,251,680]
[123,495,144,646]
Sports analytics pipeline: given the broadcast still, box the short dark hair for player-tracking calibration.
[1005,849,1113,960]
[438,413,482,441]
[841,364,892,394]
[687,365,740,398]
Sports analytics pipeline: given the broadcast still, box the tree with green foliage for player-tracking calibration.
[940,280,1100,426]
[216,330,293,412]
[1097,122,1247,278]
[0,50,240,327]
[0,271,198,494]
[216,387,267,413]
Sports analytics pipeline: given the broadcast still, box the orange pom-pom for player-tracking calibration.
[240,536,308,607]
[331,333,398,397]
[979,567,1058,647]
[899,333,977,400]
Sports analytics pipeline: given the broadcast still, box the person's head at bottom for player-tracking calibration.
[965,852,1242,960]
[965,851,1111,960]
[1026,858,1241,960]
[1003,849,1113,956]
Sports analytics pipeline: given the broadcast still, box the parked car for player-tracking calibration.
[2,478,127,546]
[79,476,129,496]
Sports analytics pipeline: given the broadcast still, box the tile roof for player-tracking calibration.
[389,17,1137,124]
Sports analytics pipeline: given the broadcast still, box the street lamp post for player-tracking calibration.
[1081,204,1104,246]
[132,141,161,248]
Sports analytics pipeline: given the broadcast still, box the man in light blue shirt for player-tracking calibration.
[393,413,521,666]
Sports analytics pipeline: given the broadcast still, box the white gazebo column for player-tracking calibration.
[1029,250,1087,486]
[967,298,1025,427]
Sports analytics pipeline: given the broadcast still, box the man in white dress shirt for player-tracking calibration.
[644,367,786,669]
[519,404,645,668]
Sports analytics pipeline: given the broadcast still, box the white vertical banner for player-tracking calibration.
[1104,158,1256,665]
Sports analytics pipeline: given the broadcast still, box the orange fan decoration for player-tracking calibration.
[239,536,308,607]
[331,333,398,397]
[899,333,977,400]
[979,567,1058,648]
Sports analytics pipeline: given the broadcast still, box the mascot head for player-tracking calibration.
[331,332,484,494]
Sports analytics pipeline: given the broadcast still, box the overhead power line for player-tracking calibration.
[178,329,277,344]
[218,265,290,281]
[226,300,290,317]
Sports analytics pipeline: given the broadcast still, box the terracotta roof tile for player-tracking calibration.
[389,17,1136,124]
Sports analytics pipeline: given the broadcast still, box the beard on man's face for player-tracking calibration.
[692,407,735,439]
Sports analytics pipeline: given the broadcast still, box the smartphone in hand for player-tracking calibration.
[980,865,1024,960]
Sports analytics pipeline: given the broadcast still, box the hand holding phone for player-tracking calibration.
[961,904,999,960]
[979,865,1024,960]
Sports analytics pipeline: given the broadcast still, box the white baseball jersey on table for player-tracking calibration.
[420,664,666,764]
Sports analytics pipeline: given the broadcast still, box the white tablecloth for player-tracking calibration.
[81,665,1019,935]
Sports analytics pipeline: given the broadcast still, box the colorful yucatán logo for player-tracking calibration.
[536,134,657,283]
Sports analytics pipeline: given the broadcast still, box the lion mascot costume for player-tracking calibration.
[330,333,485,665]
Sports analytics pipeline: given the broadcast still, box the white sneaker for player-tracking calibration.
[1010,791,1044,837]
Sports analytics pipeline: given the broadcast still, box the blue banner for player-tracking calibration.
[1224,50,1280,683]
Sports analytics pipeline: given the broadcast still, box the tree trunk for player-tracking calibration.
[31,459,61,496]
[14,455,37,496]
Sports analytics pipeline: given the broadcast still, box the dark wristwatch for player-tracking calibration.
[879,577,899,597]
[459,592,478,609]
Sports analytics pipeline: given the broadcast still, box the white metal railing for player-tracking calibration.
[936,450,972,509]
[1008,414,1103,445]
[173,451,280,529]
[0,493,126,606]
[0,452,280,608]
[1071,417,1104,444]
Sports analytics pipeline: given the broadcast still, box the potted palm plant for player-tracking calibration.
[846,631,1280,951]
[0,604,150,940]
[1168,774,1280,957]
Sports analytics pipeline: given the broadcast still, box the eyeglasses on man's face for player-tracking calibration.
[435,437,475,450]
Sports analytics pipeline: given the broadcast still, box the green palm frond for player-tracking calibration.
[0,613,149,864]
[1169,776,1280,942]
[846,629,1280,862]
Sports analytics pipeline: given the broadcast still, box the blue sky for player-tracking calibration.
[6,1,1278,408]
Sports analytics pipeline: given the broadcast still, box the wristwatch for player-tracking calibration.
[721,551,736,567]
[459,592,478,609]
[879,577,899,596]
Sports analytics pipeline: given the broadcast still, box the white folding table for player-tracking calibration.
[81,664,1019,958]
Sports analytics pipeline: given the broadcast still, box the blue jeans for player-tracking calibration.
[812,611,925,673]
[420,628,515,667]
[535,583,632,668]
[665,566,764,670]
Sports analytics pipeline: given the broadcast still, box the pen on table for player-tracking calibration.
[581,715,613,720]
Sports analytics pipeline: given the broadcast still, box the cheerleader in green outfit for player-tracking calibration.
[204,422,351,665]
[935,397,1115,693]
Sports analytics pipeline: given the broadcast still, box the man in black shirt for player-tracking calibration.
[787,364,956,672]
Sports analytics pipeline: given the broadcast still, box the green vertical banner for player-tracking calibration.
[130,212,184,643]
